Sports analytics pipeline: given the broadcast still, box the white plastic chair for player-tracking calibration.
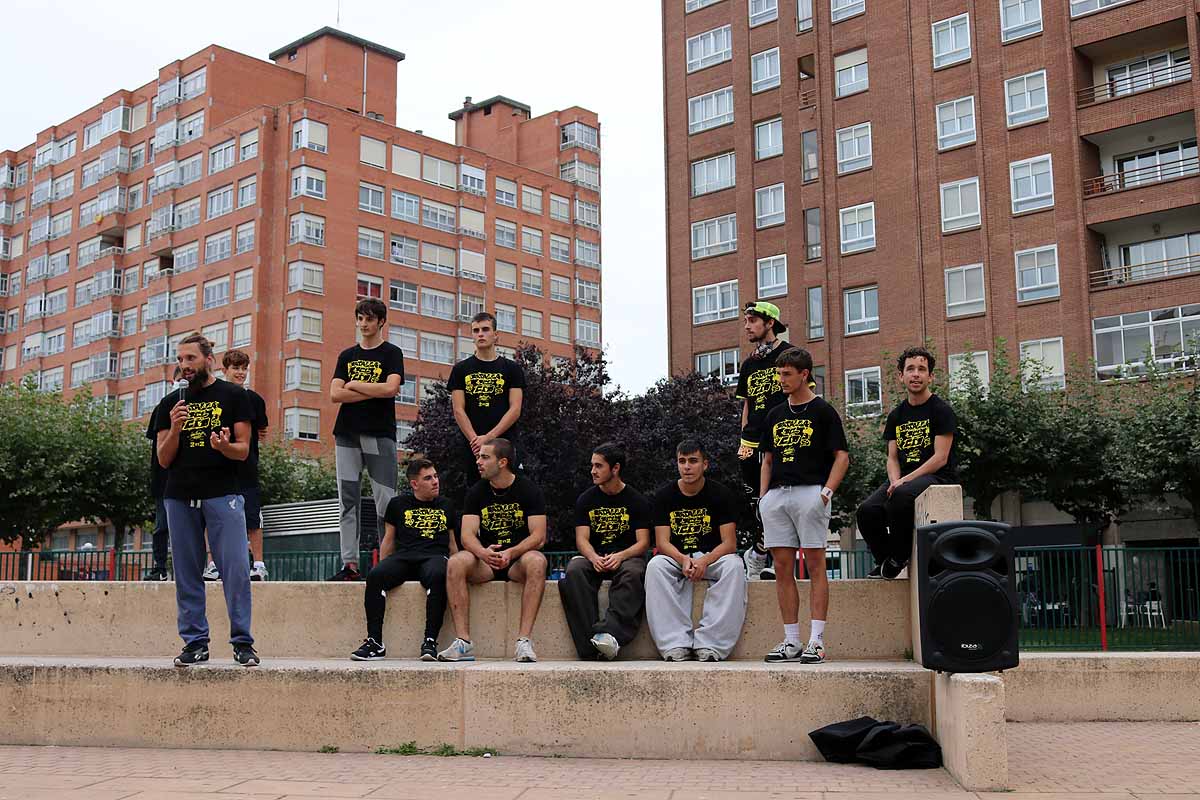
[1141,600,1167,628]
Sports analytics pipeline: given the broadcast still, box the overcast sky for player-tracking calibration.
[1,0,669,393]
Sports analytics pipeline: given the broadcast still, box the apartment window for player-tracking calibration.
[686,0,722,10]
[1115,140,1200,188]
[560,159,600,191]
[50,211,72,240]
[836,123,872,173]
[169,287,196,319]
[203,276,230,309]
[357,227,385,260]
[292,119,328,152]
[1005,71,1048,127]
[807,286,824,338]
[844,286,879,334]
[1070,0,1130,17]
[691,152,735,196]
[171,242,198,273]
[396,379,417,405]
[576,318,601,346]
[285,309,322,342]
[521,309,543,339]
[522,226,543,256]
[359,182,385,214]
[522,268,544,297]
[422,156,457,189]
[550,234,571,263]
[51,173,74,201]
[421,243,456,276]
[284,358,323,392]
[496,219,517,249]
[797,130,819,182]
[181,67,206,99]
[178,111,204,144]
[204,230,232,263]
[1015,245,1059,302]
[237,175,257,208]
[291,166,326,199]
[757,255,787,298]
[687,25,733,73]
[550,314,571,344]
[755,184,785,228]
[392,146,420,178]
[360,136,386,169]
[287,261,324,295]
[839,203,875,253]
[1010,154,1054,213]
[460,163,486,195]
[289,213,325,246]
[459,293,485,321]
[550,274,571,303]
[209,140,235,175]
[390,235,418,268]
[233,269,253,301]
[421,288,455,320]
[691,214,737,259]
[391,190,420,223]
[940,177,981,232]
[945,264,986,316]
[696,348,740,386]
[845,367,882,416]
[495,177,517,207]
[749,0,778,25]
[576,278,601,306]
[284,408,320,441]
[1105,50,1190,100]
[932,15,971,68]
[933,110,974,161]
[459,249,486,283]
[388,326,418,359]
[1001,0,1042,40]
[751,48,781,93]
[383,279,416,314]
[835,49,869,97]
[831,0,866,21]
[516,187,542,218]
[496,261,517,290]
[575,199,601,229]
[949,351,990,393]
[798,209,821,262]
[495,303,517,333]
[1094,305,1200,380]
[755,118,783,160]
[232,315,252,347]
[550,194,570,222]
[236,221,255,254]
[1020,337,1065,388]
[693,280,739,324]
[688,87,735,134]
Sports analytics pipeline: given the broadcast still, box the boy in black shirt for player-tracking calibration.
[328,298,406,581]
[759,348,849,664]
[142,373,175,582]
[154,334,257,667]
[351,458,457,662]
[439,438,547,663]
[559,442,653,660]
[856,347,958,580]
[447,312,526,474]
[645,440,747,662]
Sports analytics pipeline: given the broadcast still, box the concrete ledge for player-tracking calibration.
[934,672,1008,791]
[0,579,912,661]
[1003,652,1200,722]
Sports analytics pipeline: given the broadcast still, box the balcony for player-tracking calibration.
[1073,23,1191,135]
[95,212,126,238]
[1090,253,1200,290]
[1078,60,1191,107]
[1080,114,1197,224]
[1087,207,1200,291]
[1084,156,1198,196]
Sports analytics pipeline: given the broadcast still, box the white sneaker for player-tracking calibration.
[764,641,804,662]
[590,632,619,661]
[514,637,538,663]
[437,637,475,662]
[662,647,694,662]
[250,562,268,582]
[695,648,721,662]
[201,562,219,582]
[744,549,768,582]
[800,640,826,664]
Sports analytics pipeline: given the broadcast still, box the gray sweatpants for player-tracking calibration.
[335,434,397,564]
[166,495,253,647]
[645,553,747,659]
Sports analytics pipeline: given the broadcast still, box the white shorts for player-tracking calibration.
[760,484,830,550]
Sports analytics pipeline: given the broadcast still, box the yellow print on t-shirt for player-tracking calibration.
[895,419,932,464]
[182,401,222,448]
[746,367,783,411]
[669,507,711,552]
[404,507,449,540]
[481,501,524,546]
[772,418,814,463]
[589,506,631,547]
[347,359,383,383]
[464,372,505,408]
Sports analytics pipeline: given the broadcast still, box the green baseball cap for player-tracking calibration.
[744,300,787,333]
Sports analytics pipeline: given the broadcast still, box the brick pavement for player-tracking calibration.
[0,722,1197,799]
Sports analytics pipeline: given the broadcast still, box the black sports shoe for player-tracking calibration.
[174,643,209,667]
[881,558,907,580]
[350,638,387,661]
[866,563,884,579]
[142,567,169,582]
[420,638,438,661]
[327,565,363,582]
[233,644,260,667]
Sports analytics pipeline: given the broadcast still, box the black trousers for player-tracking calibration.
[364,554,448,643]
[558,555,647,659]
[152,496,170,568]
[856,475,948,564]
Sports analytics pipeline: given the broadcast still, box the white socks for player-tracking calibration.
[810,620,826,644]
[783,623,801,646]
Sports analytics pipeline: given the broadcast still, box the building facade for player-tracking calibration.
[663,0,1199,412]
[0,27,602,450]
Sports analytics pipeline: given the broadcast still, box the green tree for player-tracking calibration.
[257,438,338,506]
[73,389,154,552]
[832,411,888,532]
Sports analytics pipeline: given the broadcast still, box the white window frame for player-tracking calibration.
[839,202,875,254]
[844,286,879,335]
[1000,0,1042,41]
[751,48,781,93]
[284,408,321,441]
[936,96,976,150]
[835,50,869,97]
[845,367,883,417]
[757,254,787,298]
[692,279,740,325]
[944,263,986,317]
[831,0,865,21]
[754,118,783,160]
[940,177,981,232]
[688,87,735,134]
[686,25,733,73]
[932,14,972,69]
[755,183,785,229]
[1009,154,1054,214]
[948,351,991,394]
[1005,70,1048,127]
[691,152,736,196]
[1020,337,1065,389]
[1015,244,1060,302]
[696,348,741,386]
[691,213,738,259]
[836,122,872,174]
[749,0,779,26]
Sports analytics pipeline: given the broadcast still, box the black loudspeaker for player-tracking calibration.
[916,520,1019,673]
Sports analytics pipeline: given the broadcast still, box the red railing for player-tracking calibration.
[1082,155,1199,196]
[1089,254,1200,289]
[1077,61,1192,107]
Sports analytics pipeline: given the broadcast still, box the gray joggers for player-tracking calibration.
[645,553,747,659]
[335,434,398,564]
[166,495,253,647]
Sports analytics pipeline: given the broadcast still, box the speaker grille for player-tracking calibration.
[928,574,1015,661]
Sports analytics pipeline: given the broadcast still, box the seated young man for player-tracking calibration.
[350,458,457,662]
[645,440,747,662]
[559,442,652,660]
[438,438,548,663]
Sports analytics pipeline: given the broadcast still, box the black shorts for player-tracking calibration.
[490,565,511,582]
[240,487,263,530]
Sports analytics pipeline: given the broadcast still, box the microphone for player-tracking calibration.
[172,378,189,405]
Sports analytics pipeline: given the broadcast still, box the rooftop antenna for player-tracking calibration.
[337,0,341,26]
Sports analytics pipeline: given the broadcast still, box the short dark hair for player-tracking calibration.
[471,312,497,329]
[485,437,515,470]
[355,298,387,322]
[897,346,936,373]
[178,333,213,358]
[676,439,708,460]
[406,457,436,481]
[775,347,813,376]
[592,442,626,473]
[221,349,250,369]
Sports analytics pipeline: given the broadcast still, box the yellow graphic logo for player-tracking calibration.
[182,401,223,449]
[588,506,631,547]
[746,367,782,411]
[403,507,449,540]
[481,501,524,547]
[772,418,814,463]
[895,419,932,464]
[464,372,505,408]
[347,359,383,383]
[669,507,712,552]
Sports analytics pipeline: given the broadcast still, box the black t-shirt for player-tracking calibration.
[145,410,166,499]
[762,396,849,489]
[237,389,269,490]
[736,342,798,447]
[447,355,526,441]
[463,474,546,549]
[383,494,457,560]
[332,342,406,439]
[652,479,738,556]
[574,484,653,556]
[153,379,252,500]
[885,394,958,480]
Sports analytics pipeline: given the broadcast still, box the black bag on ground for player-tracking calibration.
[808,716,881,763]
[809,718,942,770]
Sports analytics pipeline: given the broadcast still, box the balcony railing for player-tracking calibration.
[1077,61,1192,107]
[1083,156,1199,196]
[1090,254,1200,289]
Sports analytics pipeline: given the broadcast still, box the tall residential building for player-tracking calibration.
[0,27,602,450]
[663,0,1199,414]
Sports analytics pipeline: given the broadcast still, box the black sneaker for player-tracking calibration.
[419,638,438,661]
[233,644,260,667]
[866,563,884,579]
[142,567,169,582]
[350,638,387,661]
[881,558,907,580]
[174,643,209,667]
[327,565,363,582]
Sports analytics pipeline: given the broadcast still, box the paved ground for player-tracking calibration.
[1,722,1197,799]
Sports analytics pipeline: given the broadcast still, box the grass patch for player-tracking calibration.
[318,745,340,754]
[375,742,496,757]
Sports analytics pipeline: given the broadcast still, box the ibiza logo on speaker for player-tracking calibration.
[960,642,981,651]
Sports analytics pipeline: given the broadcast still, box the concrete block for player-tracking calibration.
[933,672,1008,791]
[910,485,965,665]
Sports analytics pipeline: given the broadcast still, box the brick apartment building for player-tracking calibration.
[0,27,603,464]
[663,0,1199,414]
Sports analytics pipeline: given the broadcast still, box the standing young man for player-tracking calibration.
[736,301,796,582]
[154,334,257,667]
[447,312,525,475]
[856,347,958,580]
[645,441,747,662]
[142,394,171,582]
[351,458,457,662]
[439,439,547,663]
[559,442,653,661]
[759,348,850,664]
[328,298,406,581]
